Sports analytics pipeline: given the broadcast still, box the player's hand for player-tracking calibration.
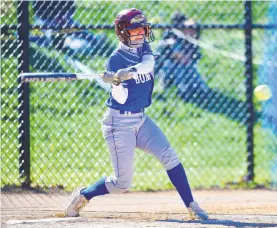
[115,68,135,81]
[101,71,121,85]
[102,71,116,83]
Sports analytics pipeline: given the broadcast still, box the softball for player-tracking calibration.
[254,85,272,101]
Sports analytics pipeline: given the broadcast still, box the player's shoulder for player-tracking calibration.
[106,49,125,72]
[141,42,153,56]
[108,47,120,57]
[107,49,122,63]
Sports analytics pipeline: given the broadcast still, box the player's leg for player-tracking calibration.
[66,115,137,217]
[82,118,137,196]
[81,126,136,197]
[136,116,208,220]
[101,126,136,194]
[136,116,193,205]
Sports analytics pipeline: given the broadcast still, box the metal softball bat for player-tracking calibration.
[20,72,102,83]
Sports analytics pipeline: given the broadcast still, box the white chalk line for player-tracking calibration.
[6,217,85,225]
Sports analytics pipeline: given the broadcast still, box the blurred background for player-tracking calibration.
[1,0,277,192]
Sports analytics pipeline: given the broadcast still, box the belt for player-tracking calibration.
[119,108,144,115]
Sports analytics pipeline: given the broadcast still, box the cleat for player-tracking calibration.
[188,201,209,220]
[65,187,88,217]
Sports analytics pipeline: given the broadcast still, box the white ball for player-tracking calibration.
[254,85,272,101]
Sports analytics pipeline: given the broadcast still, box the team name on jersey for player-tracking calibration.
[133,73,152,84]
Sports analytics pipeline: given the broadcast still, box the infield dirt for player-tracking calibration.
[1,189,277,227]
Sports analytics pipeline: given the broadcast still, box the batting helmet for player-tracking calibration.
[114,8,155,48]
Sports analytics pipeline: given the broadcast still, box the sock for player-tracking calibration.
[81,177,109,200]
[167,163,194,207]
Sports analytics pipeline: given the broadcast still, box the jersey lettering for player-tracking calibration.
[105,42,154,111]
[135,73,152,84]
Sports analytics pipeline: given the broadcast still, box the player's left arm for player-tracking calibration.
[130,42,154,74]
[130,54,155,74]
[117,43,155,77]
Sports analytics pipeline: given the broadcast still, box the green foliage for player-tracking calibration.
[1,1,276,191]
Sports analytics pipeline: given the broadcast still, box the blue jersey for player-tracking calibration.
[105,42,154,112]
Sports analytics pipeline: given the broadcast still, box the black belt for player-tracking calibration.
[119,108,144,114]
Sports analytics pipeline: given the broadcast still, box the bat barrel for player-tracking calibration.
[20,73,78,82]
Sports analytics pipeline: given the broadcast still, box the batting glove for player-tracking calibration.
[101,71,120,85]
[115,68,136,81]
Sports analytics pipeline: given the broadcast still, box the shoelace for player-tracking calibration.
[73,197,86,211]
[191,203,204,213]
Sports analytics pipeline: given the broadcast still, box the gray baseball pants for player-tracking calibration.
[102,108,180,194]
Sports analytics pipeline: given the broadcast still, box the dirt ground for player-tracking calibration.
[1,189,277,228]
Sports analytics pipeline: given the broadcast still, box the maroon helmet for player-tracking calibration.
[115,8,155,47]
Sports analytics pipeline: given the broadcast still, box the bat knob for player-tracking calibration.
[112,77,121,86]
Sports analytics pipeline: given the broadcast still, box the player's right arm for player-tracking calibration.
[105,55,129,104]
[111,83,128,104]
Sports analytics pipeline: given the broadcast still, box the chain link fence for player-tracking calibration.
[1,0,277,191]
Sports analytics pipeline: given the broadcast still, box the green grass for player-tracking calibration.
[1,1,276,191]
[2,71,275,190]
[4,1,270,27]
[3,1,271,26]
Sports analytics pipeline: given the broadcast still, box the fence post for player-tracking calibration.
[17,1,31,188]
[244,1,254,182]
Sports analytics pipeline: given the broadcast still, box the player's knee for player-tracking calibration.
[113,179,132,193]
[160,146,180,170]
[111,186,129,194]
[105,176,132,194]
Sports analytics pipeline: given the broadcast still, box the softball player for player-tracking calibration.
[66,8,208,220]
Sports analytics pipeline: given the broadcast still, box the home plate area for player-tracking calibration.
[2,190,277,228]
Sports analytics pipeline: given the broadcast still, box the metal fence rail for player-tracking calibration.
[1,0,277,191]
